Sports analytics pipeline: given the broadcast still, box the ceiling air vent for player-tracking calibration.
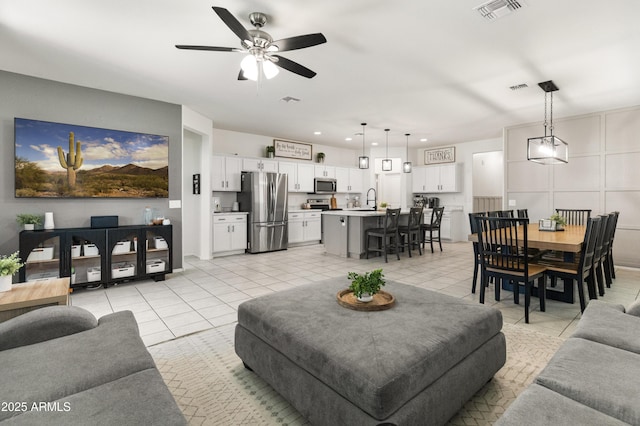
[474,0,524,20]
[280,96,301,103]
[509,83,528,91]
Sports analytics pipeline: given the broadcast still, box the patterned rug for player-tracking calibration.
[148,322,564,426]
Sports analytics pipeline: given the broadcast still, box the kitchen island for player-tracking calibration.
[322,206,465,258]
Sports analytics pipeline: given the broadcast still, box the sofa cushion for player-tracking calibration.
[535,337,640,425]
[0,306,98,351]
[626,298,640,316]
[237,279,504,419]
[496,383,628,426]
[0,311,156,422]
[1,369,186,426]
[572,300,640,354]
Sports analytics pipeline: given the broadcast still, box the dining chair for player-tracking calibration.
[517,209,528,218]
[469,212,486,294]
[475,216,547,324]
[602,211,619,286]
[399,207,423,257]
[421,207,445,253]
[592,215,609,297]
[535,217,601,312]
[605,211,620,281]
[555,209,591,225]
[365,208,401,263]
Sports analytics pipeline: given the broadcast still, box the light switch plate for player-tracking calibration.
[508,199,516,207]
[169,200,181,209]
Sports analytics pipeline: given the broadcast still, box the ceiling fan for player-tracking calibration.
[176,7,327,81]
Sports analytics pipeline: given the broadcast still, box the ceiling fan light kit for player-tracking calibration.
[176,7,326,82]
[527,80,568,165]
[358,122,369,169]
[382,129,392,172]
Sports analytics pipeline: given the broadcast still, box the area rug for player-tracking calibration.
[148,322,564,426]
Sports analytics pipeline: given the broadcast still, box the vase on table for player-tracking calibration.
[44,212,55,230]
[0,275,12,292]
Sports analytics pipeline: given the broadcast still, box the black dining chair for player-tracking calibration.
[475,216,547,324]
[604,211,620,282]
[421,207,444,253]
[536,217,601,312]
[399,207,423,257]
[517,209,528,218]
[555,209,591,225]
[365,208,401,263]
[469,212,486,294]
[591,215,609,297]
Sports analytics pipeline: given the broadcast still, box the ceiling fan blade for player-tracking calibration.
[238,69,248,80]
[271,33,327,52]
[175,45,242,52]
[212,7,252,45]
[271,55,317,78]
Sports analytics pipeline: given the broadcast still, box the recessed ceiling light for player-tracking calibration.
[314,131,321,135]
[371,142,379,146]
[420,138,428,142]
[345,137,352,141]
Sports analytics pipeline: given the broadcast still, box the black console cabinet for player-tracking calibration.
[19,225,172,288]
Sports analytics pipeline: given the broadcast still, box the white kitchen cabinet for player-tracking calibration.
[288,211,321,244]
[279,161,314,192]
[212,155,242,191]
[212,214,247,255]
[413,164,461,193]
[242,157,278,173]
[335,167,364,193]
[315,165,335,178]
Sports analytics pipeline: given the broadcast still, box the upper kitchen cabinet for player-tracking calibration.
[314,165,335,179]
[412,164,461,193]
[212,155,242,191]
[335,167,364,193]
[279,161,314,192]
[242,157,278,173]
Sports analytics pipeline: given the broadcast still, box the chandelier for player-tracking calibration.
[527,80,568,164]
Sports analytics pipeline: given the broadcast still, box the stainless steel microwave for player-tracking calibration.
[314,178,337,194]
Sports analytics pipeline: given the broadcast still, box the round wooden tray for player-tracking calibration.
[336,289,395,311]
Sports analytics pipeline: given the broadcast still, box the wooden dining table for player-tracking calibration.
[468,223,587,304]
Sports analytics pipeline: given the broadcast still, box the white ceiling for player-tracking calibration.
[1,0,639,149]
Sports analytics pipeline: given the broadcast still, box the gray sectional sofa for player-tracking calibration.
[497,300,640,425]
[0,306,186,425]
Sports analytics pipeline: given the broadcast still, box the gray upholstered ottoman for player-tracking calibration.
[235,279,505,426]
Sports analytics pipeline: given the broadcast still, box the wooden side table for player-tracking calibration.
[0,278,70,322]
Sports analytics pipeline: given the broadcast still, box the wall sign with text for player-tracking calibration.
[424,147,455,165]
[274,139,312,160]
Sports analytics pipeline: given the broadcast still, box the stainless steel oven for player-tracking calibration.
[314,178,337,194]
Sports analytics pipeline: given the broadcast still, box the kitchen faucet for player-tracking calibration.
[366,187,377,210]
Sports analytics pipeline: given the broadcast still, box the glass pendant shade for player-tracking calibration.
[403,133,412,173]
[382,128,392,171]
[527,135,568,164]
[358,122,369,169]
[262,60,279,79]
[240,55,258,81]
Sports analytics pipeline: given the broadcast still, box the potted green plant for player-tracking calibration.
[347,269,386,302]
[16,213,42,230]
[0,251,24,292]
[316,152,325,163]
[549,213,567,230]
[266,145,275,158]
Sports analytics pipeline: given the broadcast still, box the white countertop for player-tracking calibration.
[321,209,413,217]
[212,211,248,215]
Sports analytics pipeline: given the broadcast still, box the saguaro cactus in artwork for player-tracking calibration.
[57,132,83,188]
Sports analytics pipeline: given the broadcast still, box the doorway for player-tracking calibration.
[472,151,503,212]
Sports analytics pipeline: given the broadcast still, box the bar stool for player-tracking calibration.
[421,207,444,253]
[365,208,401,262]
[399,207,423,257]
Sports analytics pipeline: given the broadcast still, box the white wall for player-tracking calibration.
[505,104,640,267]
[472,151,504,197]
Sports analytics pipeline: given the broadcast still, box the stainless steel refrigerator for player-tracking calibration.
[238,171,288,253]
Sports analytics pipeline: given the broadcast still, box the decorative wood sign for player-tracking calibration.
[424,147,455,165]
[274,139,313,160]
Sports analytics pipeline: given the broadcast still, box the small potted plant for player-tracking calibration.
[0,251,24,292]
[316,152,325,163]
[16,213,42,230]
[549,213,567,230]
[266,145,275,158]
[347,269,386,302]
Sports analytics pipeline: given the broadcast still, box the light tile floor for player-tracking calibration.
[70,242,640,346]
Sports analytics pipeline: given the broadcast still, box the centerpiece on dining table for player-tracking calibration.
[539,213,567,232]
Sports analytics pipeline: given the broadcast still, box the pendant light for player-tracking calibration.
[382,129,392,171]
[402,133,412,173]
[527,80,568,164]
[358,122,369,169]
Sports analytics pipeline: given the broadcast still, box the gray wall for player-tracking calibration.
[0,71,183,269]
